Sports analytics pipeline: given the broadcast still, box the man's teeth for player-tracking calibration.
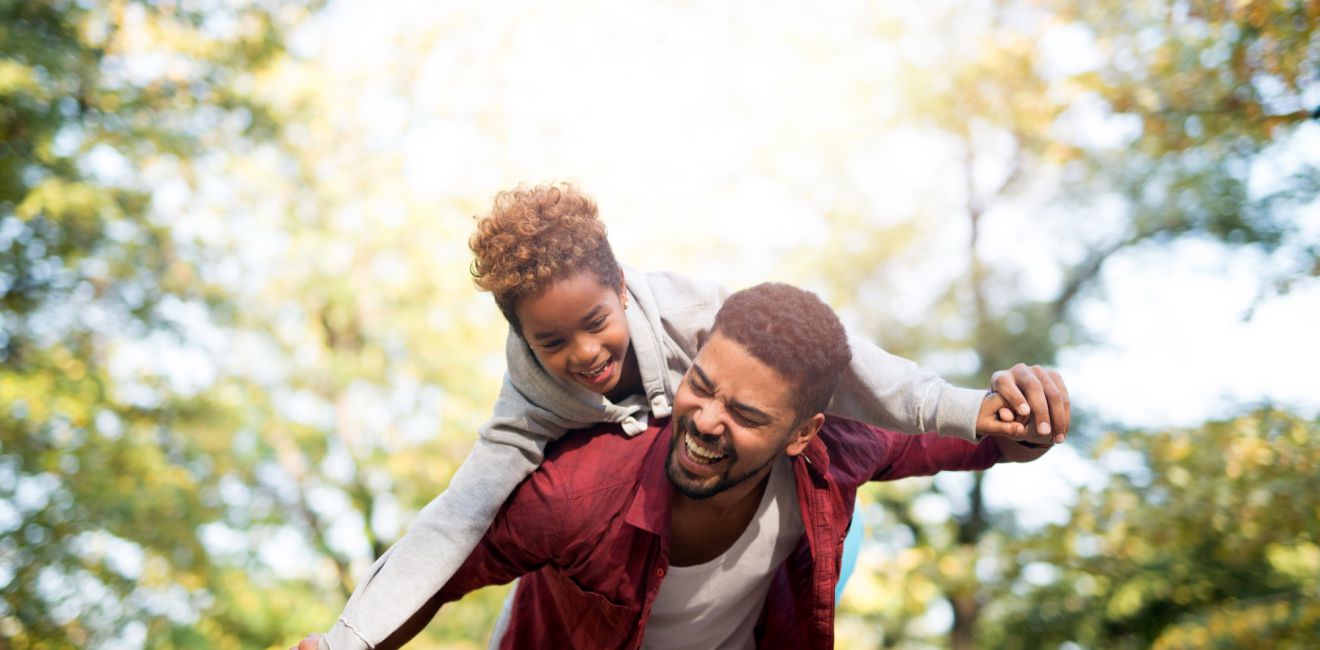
[685,433,727,463]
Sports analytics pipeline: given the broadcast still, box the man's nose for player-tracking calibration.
[692,402,725,436]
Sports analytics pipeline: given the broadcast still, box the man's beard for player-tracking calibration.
[665,414,784,500]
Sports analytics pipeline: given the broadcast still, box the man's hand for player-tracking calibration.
[975,364,1070,444]
[291,634,322,650]
[991,430,1054,462]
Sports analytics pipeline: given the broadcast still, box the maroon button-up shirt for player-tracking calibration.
[405,416,1000,649]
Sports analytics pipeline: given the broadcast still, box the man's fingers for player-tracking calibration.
[1048,368,1070,442]
[1013,364,1052,436]
[990,363,1072,443]
[991,369,1030,417]
[1019,431,1054,445]
[988,364,1073,443]
[1037,371,1064,438]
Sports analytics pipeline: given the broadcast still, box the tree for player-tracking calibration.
[979,408,1320,648]
[810,1,1318,647]
[185,24,521,643]
[0,1,322,646]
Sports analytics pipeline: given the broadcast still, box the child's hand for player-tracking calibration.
[987,364,1070,444]
[976,392,1029,438]
[291,634,323,650]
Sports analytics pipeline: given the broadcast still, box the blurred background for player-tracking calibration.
[2,0,1318,647]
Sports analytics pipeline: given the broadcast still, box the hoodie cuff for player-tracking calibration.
[322,620,371,650]
[931,384,984,442]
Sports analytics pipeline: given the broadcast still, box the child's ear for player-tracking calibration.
[618,282,629,309]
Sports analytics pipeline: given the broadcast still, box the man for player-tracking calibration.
[302,283,1059,649]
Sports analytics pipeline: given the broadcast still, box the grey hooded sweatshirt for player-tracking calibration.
[320,268,984,649]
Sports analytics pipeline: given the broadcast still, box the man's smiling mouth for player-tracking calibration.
[684,432,728,464]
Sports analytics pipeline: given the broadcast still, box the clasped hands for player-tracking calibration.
[976,363,1070,446]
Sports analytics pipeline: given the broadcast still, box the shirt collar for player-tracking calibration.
[624,417,676,535]
[798,433,831,474]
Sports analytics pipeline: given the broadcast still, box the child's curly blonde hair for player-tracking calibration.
[470,183,624,332]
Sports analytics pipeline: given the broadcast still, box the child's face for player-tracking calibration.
[516,271,632,397]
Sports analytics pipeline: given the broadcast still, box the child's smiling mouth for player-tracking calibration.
[573,359,615,386]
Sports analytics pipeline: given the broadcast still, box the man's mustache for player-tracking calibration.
[678,415,735,460]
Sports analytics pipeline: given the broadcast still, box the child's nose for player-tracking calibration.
[570,338,600,364]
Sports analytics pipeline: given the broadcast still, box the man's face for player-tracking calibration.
[667,332,820,500]
[516,271,632,398]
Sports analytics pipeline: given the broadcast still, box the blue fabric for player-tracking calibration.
[836,503,863,601]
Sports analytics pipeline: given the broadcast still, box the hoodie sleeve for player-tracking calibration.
[829,336,985,441]
[321,369,593,649]
[635,268,983,441]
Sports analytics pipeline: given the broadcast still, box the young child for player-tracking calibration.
[314,184,1064,649]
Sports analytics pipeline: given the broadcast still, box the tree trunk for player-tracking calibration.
[951,472,987,650]
[950,137,991,649]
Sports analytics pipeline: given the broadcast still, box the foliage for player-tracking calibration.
[0,0,321,646]
[204,33,518,644]
[2,0,1317,648]
[825,1,1318,647]
[979,408,1320,648]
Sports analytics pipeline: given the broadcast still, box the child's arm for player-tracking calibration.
[829,333,989,441]
[315,418,571,650]
[634,268,1041,442]
[319,375,583,650]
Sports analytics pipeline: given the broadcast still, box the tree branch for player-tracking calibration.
[270,432,355,600]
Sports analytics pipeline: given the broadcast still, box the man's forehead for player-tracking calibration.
[694,333,794,414]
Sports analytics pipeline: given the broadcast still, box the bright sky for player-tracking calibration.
[288,0,1320,415]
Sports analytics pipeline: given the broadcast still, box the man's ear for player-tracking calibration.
[784,413,825,457]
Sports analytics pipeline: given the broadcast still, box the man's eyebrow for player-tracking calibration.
[690,362,771,423]
[690,362,712,387]
[728,399,771,423]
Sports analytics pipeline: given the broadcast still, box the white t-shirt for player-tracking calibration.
[641,457,805,649]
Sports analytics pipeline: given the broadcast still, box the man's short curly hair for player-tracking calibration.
[469,183,624,332]
[711,283,851,420]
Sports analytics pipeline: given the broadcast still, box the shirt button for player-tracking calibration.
[656,567,666,577]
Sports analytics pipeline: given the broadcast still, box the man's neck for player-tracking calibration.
[668,466,774,567]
